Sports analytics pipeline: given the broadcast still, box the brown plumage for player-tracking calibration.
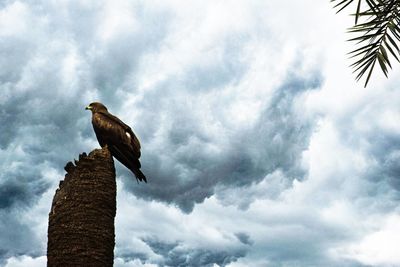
[85,102,147,183]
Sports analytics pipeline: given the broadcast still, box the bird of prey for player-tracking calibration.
[85,102,147,183]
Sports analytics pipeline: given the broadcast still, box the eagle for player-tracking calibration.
[85,102,147,183]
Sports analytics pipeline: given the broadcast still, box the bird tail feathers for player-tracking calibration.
[132,168,147,183]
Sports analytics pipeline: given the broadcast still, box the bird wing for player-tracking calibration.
[95,111,141,158]
[91,110,146,182]
[92,111,139,160]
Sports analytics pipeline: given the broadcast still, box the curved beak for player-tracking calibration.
[85,106,91,110]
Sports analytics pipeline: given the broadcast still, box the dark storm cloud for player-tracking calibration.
[366,132,400,191]
[143,238,246,267]
[0,174,48,209]
[0,94,91,210]
[241,211,371,267]
[234,232,253,246]
[125,66,322,212]
[3,1,398,266]
[0,37,34,86]
[115,251,148,264]
[0,211,42,266]
[0,0,171,202]
[341,126,400,216]
[0,0,171,262]
[0,71,92,263]
[333,91,400,213]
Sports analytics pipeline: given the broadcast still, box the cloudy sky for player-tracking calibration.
[1,0,400,266]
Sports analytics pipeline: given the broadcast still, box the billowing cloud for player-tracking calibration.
[143,238,246,267]
[4,256,46,267]
[1,0,399,266]
[124,68,321,212]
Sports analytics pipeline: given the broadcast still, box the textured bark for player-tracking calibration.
[47,147,116,267]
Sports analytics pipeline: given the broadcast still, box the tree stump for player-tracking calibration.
[47,147,116,267]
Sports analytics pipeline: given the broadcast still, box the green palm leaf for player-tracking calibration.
[331,0,400,87]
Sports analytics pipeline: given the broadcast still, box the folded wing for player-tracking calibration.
[92,111,147,182]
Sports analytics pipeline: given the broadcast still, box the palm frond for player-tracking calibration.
[332,0,400,86]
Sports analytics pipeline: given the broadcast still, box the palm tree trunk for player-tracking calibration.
[47,147,116,267]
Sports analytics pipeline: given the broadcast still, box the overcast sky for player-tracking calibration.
[1,0,400,266]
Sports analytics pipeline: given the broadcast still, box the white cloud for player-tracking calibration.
[1,0,399,266]
[340,214,400,266]
[4,256,46,267]
[115,257,157,267]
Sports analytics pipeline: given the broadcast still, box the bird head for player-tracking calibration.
[85,102,108,113]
